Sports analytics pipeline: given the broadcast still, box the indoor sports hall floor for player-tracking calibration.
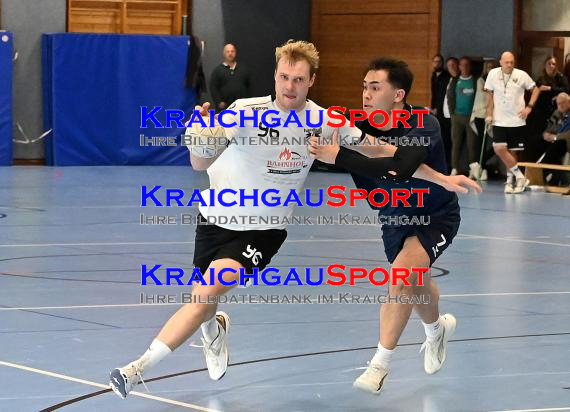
[1,166,569,412]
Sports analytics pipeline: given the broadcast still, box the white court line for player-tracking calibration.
[442,291,570,298]
[0,360,221,412]
[458,234,570,248]
[1,291,570,311]
[488,408,570,412]
[0,240,195,248]
[0,233,568,248]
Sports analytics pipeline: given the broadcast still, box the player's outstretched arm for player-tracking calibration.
[308,131,425,181]
[307,133,481,194]
[414,165,482,194]
[360,140,482,194]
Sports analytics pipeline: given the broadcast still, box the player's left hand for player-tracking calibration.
[307,129,340,164]
[440,175,482,194]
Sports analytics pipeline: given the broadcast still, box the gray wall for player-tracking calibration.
[1,0,67,159]
[191,0,225,104]
[441,0,515,61]
[523,0,570,31]
[192,0,310,102]
[222,0,310,97]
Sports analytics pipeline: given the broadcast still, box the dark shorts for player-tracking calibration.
[382,209,461,267]
[492,126,526,151]
[193,214,287,274]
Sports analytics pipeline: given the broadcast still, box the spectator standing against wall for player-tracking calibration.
[210,43,251,112]
[441,57,459,171]
[431,55,450,124]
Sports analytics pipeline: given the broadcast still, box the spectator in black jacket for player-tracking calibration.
[440,57,458,171]
[431,54,450,119]
[210,44,251,112]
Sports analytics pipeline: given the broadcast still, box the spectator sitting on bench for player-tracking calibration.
[541,92,570,185]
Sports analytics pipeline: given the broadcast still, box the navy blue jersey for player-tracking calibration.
[353,105,458,221]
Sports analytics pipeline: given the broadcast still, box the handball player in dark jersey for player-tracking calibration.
[308,57,481,394]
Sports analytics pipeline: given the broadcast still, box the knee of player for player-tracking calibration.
[191,287,220,307]
[492,144,507,154]
[389,278,415,294]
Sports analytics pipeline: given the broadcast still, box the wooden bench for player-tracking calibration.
[517,162,570,195]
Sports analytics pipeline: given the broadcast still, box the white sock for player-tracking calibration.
[510,166,524,179]
[371,343,394,369]
[136,339,172,372]
[506,171,514,183]
[422,316,442,342]
[200,315,219,343]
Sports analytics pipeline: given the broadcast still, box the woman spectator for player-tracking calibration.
[527,56,569,160]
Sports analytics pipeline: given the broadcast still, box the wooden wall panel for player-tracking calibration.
[311,0,441,109]
[317,0,431,15]
[68,0,185,35]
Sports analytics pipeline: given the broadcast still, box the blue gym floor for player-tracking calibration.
[1,166,569,412]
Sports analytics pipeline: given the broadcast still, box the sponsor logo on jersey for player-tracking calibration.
[266,147,308,174]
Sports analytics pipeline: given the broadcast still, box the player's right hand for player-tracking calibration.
[195,102,211,117]
[186,102,212,127]
[485,116,493,125]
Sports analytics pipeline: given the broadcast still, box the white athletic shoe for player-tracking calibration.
[420,314,457,375]
[202,311,231,380]
[110,361,147,399]
[512,177,530,194]
[353,362,389,394]
[480,169,488,181]
[504,177,514,194]
[468,162,481,180]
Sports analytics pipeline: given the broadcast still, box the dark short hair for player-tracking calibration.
[365,58,413,101]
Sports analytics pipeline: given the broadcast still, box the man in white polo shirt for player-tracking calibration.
[485,51,540,193]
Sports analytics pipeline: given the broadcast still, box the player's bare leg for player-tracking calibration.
[354,236,456,393]
[110,258,243,398]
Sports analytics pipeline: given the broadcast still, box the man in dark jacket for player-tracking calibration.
[210,43,251,112]
[431,54,450,119]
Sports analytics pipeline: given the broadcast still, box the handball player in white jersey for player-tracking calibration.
[110,40,478,399]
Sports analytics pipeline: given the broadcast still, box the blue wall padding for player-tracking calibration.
[0,32,13,166]
[42,33,196,165]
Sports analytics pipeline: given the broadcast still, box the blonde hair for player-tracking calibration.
[275,40,319,76]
